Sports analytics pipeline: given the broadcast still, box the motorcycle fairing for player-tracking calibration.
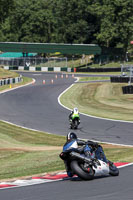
[72,114,79,119]
[93,160,109,176]
[63,140,78,151]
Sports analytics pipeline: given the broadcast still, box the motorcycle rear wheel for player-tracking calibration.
[74,120,78,129]
[70,160,94,180]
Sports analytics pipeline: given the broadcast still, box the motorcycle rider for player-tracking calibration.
[60,132,108,177]
[69,108,80,127]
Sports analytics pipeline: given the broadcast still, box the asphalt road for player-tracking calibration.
[0,72,133,200]
[1,166,133,200]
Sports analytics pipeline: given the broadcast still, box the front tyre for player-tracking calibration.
[109,163,119,176]
[70,160,94,180]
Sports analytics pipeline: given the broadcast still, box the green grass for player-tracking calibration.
[87,61,133,68]
[0,121,65,147]
[79,77,110,81]
[60,77,133,121]
[0,120,133,180]
[104,147,133,163]
[0,67,33,91]
[0,67,18,79]
[74,72,122,76]
[0,149,64,180]
[0,121,65,180]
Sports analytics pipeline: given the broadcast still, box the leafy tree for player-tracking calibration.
[53,0,98,43]
[1,0,56,42]
[91,0,133,50]
[0,0,133,54]
[0,0,15,41]
[0,0,14,24]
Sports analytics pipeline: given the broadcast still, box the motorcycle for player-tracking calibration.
[69,115,80,129]
[60,140,119,180]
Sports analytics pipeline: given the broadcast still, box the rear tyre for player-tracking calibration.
[71,121,75,129]
[74,120,78,129]
[70,160,94,180]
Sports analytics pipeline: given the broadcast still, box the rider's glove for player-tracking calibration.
[59,152,67,160]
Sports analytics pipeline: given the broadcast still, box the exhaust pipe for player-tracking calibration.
[70,151,92,163]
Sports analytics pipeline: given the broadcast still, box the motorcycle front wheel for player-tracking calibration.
[70,160,94,180]
[109,165,119,176]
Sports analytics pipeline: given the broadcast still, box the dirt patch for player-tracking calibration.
[101,143,133,149]
[0,146,62,152]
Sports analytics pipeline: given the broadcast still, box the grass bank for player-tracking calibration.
[0,121,65,180]
[60,77,133,121]
[78,77,110,82]
[0,68,33,91]
[0,68,18,79]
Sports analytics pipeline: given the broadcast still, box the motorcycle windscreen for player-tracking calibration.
[63,140,78,151]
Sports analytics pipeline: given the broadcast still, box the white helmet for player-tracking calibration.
[73,107,78,114]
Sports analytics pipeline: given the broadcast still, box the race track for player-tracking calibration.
[0,72,133,145]
[0,72,133,200]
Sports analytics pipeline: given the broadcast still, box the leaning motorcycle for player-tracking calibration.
[69,114,80,129]
[60,140,119,180]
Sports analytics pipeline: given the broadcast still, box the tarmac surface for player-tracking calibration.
[0,72,133,200]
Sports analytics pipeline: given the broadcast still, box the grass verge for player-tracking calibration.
[0,68,18,79]
[60,77,133,121]
[78,77,110,81]
[0,120,133,181]
[0,120,65,180]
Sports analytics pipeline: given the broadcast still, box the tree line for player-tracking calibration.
[0,0,133,53]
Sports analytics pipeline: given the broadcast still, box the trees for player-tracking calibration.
[90,0,133,50]
[54,0,98,43]
[0,0,56,42]
[114,0,133,50]
[0,0,14,24]
[0,0,98,44]
[0,0,15,41]
[0,0,132,52]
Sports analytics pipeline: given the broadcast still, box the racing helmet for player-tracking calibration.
[73,107,78,114]
[67,132,77,141]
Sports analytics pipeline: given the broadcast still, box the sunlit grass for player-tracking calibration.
[60,79,133,121]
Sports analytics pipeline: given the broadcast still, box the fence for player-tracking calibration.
[121,64,133,75]
[0,57,68,68]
